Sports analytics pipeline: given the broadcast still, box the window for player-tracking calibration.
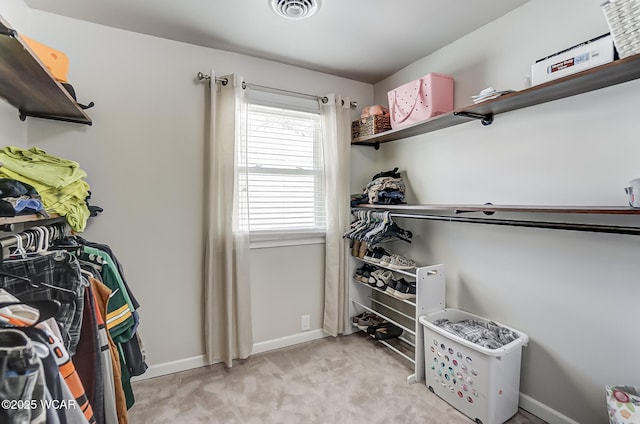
[242,90,325,242]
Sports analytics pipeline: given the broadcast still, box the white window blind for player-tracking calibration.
[243,94,325,238]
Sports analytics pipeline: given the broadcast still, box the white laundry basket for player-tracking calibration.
[419,309,529,424]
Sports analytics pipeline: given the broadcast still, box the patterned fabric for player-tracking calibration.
[0,251,86,355]
[607,385,640,424]
[433,318,520,349]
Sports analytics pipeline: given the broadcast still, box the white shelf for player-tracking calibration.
[352,277,416,307]
[355,256,417,278]
[349,263,446,384]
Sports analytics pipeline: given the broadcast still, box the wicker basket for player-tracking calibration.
[603,0,640,58]
[351,115,392,140]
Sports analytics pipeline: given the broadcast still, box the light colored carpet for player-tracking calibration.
[129,333,547,424]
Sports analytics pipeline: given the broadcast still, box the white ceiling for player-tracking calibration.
[23,0,530,84]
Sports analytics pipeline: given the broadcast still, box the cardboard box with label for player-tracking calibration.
[531,34,615,86]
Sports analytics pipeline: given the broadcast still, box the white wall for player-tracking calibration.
[369,1,640,423]
[0,4,373,371]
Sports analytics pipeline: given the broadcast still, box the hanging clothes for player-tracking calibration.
[0,251,85,355]
[0,222,145,424]
[88,276,122,424]
[0,291,96,424]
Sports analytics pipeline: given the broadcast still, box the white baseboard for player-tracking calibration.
[131,355,209,382]
[251,329,327,355]
[519,393,582,424]
[131,330,328,381]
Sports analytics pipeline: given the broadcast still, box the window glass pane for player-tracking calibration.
[244,101,324,234]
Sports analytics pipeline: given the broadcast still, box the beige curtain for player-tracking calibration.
[320,94,352,336]
[204,73,253,367]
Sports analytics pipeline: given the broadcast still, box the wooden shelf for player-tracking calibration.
[354,204,640,236]
[357,204,640,215]
[0,16,92,125]
[356,203,640,215]
[352,53,640,147]
[0,213,63,225]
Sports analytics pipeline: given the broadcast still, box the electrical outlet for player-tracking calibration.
[301,315,310,331]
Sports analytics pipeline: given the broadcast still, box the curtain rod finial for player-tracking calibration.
[197,72,211,81]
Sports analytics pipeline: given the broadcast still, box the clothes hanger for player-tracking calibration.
[33,226,47,253]
[0,268,77,300]
[24,230,35,252]
[8,234,27,259]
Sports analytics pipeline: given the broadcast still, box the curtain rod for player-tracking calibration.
[196,72,358,109]
[196,72,229,86]
[388,212,640,236]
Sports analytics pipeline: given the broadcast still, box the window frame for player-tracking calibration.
[242,91,326,247]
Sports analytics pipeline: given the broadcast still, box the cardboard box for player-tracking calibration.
[531,34,614,86]
[21,35,69,83]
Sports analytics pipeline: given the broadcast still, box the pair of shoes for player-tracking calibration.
[385,278,399,296]
[351,239,361,257]
[383,254,416,270]
[373,322,403,340]
[364,246,390,263]
[368,269,393,290]
[363,247,377,261]
[366,320,388,335]
[392,279,416,300]
[358,241,369,259]
[352,311,375,325]
[356,313,384,331]
[354,264,376,284]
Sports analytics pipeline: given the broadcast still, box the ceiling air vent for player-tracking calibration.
[270,0,321,20]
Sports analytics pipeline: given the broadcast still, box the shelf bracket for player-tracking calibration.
[454,202,495,216]
[18,110,93,126]
[0,27,17,38]
[454,111,494,126]
[353,141,380,150]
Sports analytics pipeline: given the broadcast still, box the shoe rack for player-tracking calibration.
[350,259,446,384]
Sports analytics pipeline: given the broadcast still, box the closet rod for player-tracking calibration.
[389,213,640,236]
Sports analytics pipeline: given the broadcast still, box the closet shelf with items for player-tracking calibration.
[0,213,64,231]
[0,15,93,125]
[356,203,640,215]
[351,52,640,148]
[0,146,101,234]
[354,203,640,236]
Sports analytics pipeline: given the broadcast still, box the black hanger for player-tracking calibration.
[0,269,76,300]
[0,270,33,285]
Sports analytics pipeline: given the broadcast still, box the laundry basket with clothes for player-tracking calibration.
[420,308,529,424]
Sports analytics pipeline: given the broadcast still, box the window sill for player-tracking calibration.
[250,232,325,249]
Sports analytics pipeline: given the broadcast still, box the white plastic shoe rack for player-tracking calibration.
[350,258,445,384]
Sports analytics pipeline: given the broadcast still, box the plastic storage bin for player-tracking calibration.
[419,309,529,424]
[607,385,640,424]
